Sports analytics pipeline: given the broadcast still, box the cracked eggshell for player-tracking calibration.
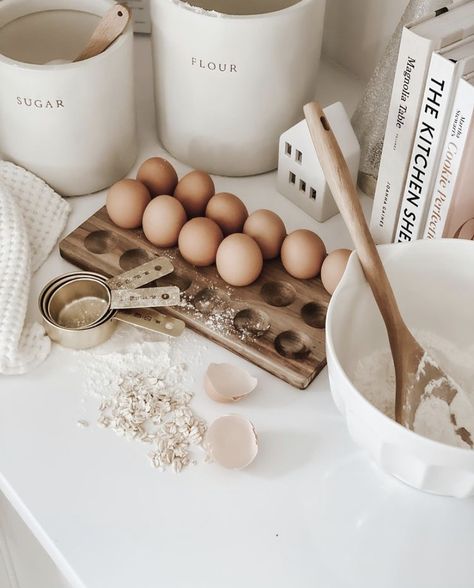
[205,415,258,470]
[204,363,258,403]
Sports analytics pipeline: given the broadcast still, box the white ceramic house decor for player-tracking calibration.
[0,0,137,197]
[277,102,360,223]
[150,0,326,176]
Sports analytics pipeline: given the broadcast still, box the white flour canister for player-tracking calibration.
[0,0,137,196]
[150,0,326,176]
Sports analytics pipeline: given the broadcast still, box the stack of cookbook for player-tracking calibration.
[371,0,474,243]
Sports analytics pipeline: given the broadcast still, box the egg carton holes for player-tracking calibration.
[191,287,230,315]
[233,308,271,338]
[84,230,119,254]
[274,331,312,360]
[301,302,327,329]
[260,281,296,307]
[119,248,153,270]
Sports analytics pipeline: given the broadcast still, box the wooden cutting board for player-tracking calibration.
[60,206,330,389]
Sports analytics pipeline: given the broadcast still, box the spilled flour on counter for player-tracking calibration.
[353,331,474,449]
[77,327,207,472]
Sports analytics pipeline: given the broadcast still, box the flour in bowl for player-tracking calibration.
[353,331,474,449]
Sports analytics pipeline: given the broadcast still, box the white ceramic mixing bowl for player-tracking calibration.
[326,239,474,498]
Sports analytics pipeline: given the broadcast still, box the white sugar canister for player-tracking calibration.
[150,0,326,176]
[0,0,137,196]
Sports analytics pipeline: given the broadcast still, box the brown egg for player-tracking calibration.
[281,229,327,280]
[174,170,215,217]
[216,233,263,287]
[178,217,223,266]
[243,209,286,260]
[321,248,352,295]
[205,192,248,235]
[137,157,178,197]
[106,179,151,229]
[142,195,187,248]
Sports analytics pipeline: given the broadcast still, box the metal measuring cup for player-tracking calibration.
[39,259,185,349]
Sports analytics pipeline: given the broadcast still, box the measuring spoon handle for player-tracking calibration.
[114,309,185,338]
[110,286,181,310]
[107,257,174,290]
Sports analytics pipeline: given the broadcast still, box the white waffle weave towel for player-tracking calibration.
[0,162,70,374]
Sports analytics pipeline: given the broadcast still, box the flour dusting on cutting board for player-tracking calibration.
[354,331,474,449]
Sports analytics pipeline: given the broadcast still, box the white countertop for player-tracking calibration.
[1,36,474,588]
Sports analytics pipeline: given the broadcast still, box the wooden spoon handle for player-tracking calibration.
[303,102,404,339]
[74,4,130,63]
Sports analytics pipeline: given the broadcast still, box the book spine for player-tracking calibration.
[423,79,474,239]
[443,115,474,238]
[395,53,457,243]
[370,27,434,244]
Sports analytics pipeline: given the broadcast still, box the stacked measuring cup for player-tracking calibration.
[39,258,185,349]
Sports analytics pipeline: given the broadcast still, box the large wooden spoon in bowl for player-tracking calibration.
[304,101,472,447]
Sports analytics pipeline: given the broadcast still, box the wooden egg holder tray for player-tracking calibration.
[59,207,330,389]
